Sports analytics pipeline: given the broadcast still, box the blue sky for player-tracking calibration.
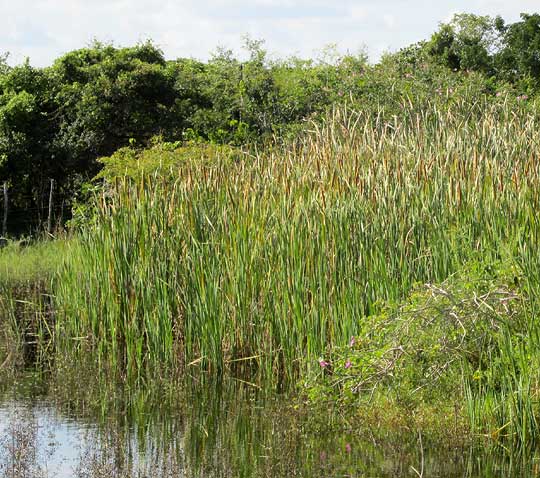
[2,0,539,66]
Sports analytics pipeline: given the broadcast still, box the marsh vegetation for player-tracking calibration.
[2,11,540,477]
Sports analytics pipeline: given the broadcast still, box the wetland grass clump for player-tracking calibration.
[55,96,540,442]
[0,240,68,375]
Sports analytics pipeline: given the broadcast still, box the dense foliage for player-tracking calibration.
[49,93,540,447]
[1,12,540,232]
[2,11,540,450]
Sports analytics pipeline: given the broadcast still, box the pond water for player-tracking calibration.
[0,366,539,478]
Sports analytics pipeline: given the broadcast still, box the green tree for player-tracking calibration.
[428,13,505,73]
[0,61,60,230]
[0,53,9,76]
[496,13,540,83]
[51,41,177,164]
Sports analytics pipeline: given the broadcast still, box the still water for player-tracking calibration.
[0,367,539,477]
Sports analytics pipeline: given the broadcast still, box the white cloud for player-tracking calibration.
[0,0,539,66]
[383,13,396,29]
[349,5,369,21]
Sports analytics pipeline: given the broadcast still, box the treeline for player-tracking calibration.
[1,12,540,232]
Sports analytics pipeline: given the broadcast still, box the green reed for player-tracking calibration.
[55,94,540,414]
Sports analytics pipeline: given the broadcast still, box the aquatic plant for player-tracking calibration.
[56,95,538,369]
[52,94,540,443]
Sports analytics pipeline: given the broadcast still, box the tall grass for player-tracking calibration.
[55,94,538,376]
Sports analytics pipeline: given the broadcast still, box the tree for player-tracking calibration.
[428,14,505,73]
[496,13,540,83]
[0,53,9,76]
[51,41,178,171]
[0,42,182,232]
[0,61,60,230]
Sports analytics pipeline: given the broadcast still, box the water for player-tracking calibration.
[1,365,539,478]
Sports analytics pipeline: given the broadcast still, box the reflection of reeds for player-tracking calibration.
[0,359,538,478]
[0,409,45,478]
[0,240,67,375]
[0,282,54,376]
[1,384,538,478]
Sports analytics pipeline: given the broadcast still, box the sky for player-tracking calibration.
[1,0,539,67]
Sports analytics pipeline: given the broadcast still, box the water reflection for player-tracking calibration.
[0,364,539,477]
